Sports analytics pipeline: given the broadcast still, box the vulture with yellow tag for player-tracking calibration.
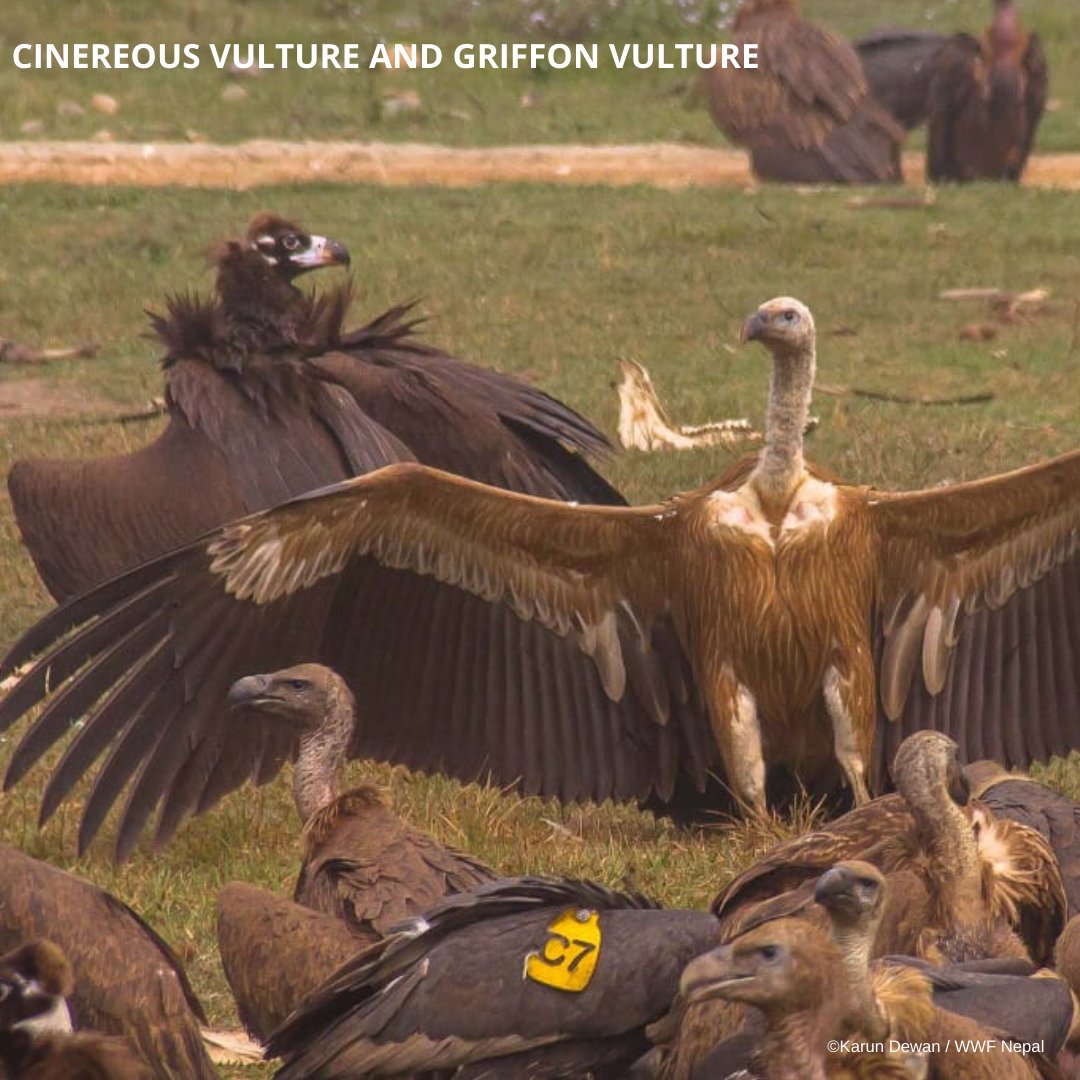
[4,295,1080,850]
[705,0,904,183]
[266,877,720,1078]
[926,0,1048,182]
[7,212,623,603]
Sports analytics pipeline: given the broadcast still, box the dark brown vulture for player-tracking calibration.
[226,663,498,932]
[705,0,904,183]
[266,877,720,1077]
[926,0,1048,182]
[0,941,154,1080]
[7,212,624,603]
[6,296,1080,852]
[216,884,361,1044]
[854,29,951,130]
[0,845,216,1079]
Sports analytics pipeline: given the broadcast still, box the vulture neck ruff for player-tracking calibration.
[752,336,815,508]
[293,677,356,824]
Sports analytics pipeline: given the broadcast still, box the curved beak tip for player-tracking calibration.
[739,312,763,346]
[227,675,267,706]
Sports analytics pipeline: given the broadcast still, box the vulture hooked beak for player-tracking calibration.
[739,311,766,345]
[227,673,279,709]
[678,945,749,1003]
[290,235,351,273]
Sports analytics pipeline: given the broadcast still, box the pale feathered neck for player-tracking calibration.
[292,677,356,823]
[751,338,815,504]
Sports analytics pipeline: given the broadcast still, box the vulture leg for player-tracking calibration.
[824,663,872,806]
[707,674,766,815]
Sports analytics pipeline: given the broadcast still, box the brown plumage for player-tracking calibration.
[216,884,361,1043]
[0,845,216,1079]
[927,0,1048,182]
[966,761,1080,919]
[7,295,1080,849]
[8,212,623,604]
[0,940,152,1080]
[225,663,498,931]
[705,0,904,183]
[267,877,721,1078]
[712,733,1066,967]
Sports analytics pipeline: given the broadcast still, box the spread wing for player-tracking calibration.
[0,465,716,860]
[868,449,1080,779]
[854,28,951,129]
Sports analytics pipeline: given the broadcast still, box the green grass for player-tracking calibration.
[2,0,1079,149]
[1,180,1080,1075]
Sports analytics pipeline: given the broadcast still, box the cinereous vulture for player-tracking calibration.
[4,296,1080,852]
[705,0,904,183]
[7,212,623,602]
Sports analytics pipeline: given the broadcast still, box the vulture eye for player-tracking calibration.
[281,234,302,252]
[285,678,310,690]
[758,944,781,962]
[782,310,797,323]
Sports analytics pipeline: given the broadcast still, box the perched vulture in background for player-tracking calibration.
[0,846,216,1079]
[927,0,1048,182]
[705,0,904,183]
[854,28,951,130]
[7,212,623,602]
[225,663,498,931]
[7,296,1080,850]
[266,877,720,1078]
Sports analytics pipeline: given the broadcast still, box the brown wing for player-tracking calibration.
[0,844,215,1079]
[293,787,499,934]
[0,465,716,860]
[854,29,950,129]
[217,882,364,1043]
[710,794,914,927]
[868,449,1080,779]
[926,34,985,182]
[706,5,902,184]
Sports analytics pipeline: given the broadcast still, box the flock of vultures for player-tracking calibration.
[0,1,1075,1078]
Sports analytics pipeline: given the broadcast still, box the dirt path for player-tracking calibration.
[3,140,1080,189]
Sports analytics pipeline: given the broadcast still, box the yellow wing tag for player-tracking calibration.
[524,907,602,992]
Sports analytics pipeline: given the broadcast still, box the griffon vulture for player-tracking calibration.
[926,0,1048,182]
[4,296,1080,851]
[225,663,498,931]
[7,212,623,603]
[705,0,904,183]
[265,877,720,1078]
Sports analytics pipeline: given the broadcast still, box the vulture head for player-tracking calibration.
[814,860,886,934]
[678,919,835,1016]
[0,940,74,1036]
[739,296,815,359]
[242,213,351,280]
[892,731,970,809]
[227,663,356,823]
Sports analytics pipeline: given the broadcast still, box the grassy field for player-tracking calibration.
[2,0,1080,150]
[1,179,1080,1075]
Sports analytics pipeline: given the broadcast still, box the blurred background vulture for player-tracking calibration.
[854,28,950,131]
[705,0,903,184]
[927,0,1048,182]
[5,296,1080,854]
[7,211,623,602]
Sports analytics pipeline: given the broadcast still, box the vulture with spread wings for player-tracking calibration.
[705,0,904,183]
[927,0,1048,182]
[3,296,1080,857]
[7,212,623,603]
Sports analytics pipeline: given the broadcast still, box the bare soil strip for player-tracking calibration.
[2,140,1080,189]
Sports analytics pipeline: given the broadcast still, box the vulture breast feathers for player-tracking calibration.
[5,296,1080,853]
[7,212,623,603]
[706,0,903,183]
